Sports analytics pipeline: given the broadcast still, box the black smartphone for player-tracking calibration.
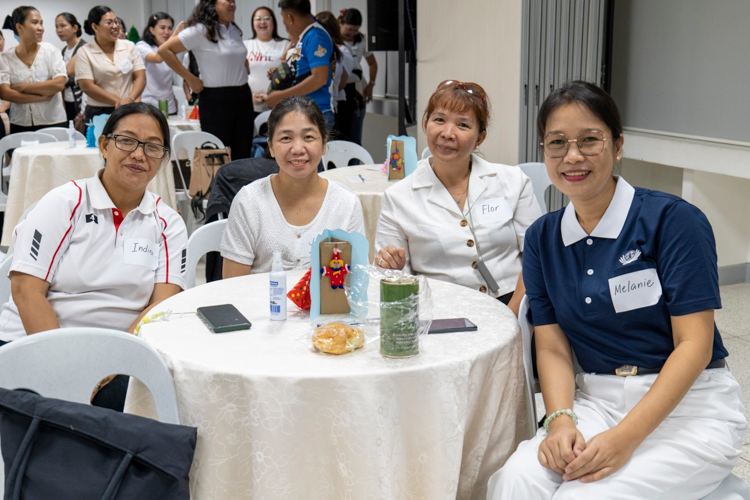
[428,318,478,334]
[197,304,252,333]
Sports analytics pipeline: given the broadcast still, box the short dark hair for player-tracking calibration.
[3,6,38,35]
[83,6,113,36]
[250,6,284,41]
[267,96,328,144]
[101,102,171,162]
[537,81,623,146]
[278,0,311,17]
[340,8,362,26]
[142,12,173,46]
[56,12,82,38]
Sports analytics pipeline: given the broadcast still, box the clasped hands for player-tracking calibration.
[375,245,406,270]
[539,418,637,483]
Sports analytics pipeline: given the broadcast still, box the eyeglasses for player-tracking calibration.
[254,16,272,21]
[540,130,611,158]
[100,20,116,27]
[436,80,487,101]
[107,134,169,159]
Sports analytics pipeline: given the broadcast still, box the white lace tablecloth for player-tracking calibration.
[320,165,396,262]
[1,142,177,246]
[124,270,531,500]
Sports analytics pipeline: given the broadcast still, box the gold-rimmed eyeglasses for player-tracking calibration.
[540,130,611,158]
[107,134,169,159]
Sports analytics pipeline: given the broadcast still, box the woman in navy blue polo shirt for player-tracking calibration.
[488,81,746,499]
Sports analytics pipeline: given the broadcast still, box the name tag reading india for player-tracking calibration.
[608,268,662,313]
[473,197,513,225]
[123,238,158,270]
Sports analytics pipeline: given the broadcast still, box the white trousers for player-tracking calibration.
[487,368,747,500]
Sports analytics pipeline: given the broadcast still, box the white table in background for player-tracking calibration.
[320,165,396,262]
[125,270,531,500]
[167,116,201,140]
[2,142,178,247]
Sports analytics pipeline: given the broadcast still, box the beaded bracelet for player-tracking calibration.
[543,409,578,433]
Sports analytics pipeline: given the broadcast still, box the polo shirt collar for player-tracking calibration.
[561,176,635,247]
[88,39,127,54]
[88,170,157,215]
[413,153,493,216]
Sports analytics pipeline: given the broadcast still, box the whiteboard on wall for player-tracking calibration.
[610,0,750,143]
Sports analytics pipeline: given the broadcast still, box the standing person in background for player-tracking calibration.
[115,17,128,40]
[265,0,334,129]
[339,8,377,145]
[76,6,146,123]
[56,13,86,123]
[0,7,67,133]
[244,6,287,114]
[0,31,10,139]
[315,11,352,138]
[136,13,184,115]
[159,0,255,159]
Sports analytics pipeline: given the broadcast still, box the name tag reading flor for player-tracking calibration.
[124,238,158,270]
[473,197,513,225]
[608,268,662,313]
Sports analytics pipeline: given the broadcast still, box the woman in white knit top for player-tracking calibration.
[221,95,363,276]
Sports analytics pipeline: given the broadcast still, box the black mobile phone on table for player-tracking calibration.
[197,304,251,333]
[428,318,478,334]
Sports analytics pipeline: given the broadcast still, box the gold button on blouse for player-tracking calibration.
[471,261,478,269]
[479,285,487,293]
[467,239,475,247]
[460,219,468,227]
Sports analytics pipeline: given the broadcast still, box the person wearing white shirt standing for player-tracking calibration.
[0,103,187,411]
[0,7,67,133]
[159,0,254,159]
[244,6,288,114]
[375,80,542,316]
[221,96,363,277]
[55,12,86,123]
[76,6,146,123]
[136,13,184,115]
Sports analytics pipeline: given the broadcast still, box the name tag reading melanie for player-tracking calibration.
[124,238,158,270]
[473,197,513,225]
[608,268,662,313]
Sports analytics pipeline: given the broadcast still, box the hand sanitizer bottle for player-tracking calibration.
[68,120,76,148]
[270,251,287,320]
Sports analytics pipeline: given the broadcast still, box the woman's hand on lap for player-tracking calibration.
[562,426,636,483]
[538,418,586,474]
[376,246,406,270]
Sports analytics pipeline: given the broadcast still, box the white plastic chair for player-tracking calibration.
[703,475,750,500]
[37,126,86,142]
[173,85,188,113]
[0,252,13,306]
[518,162,553,214]
[322,140,374,170]
[254,109,272,137]
[0,327,181,424]
[185,219,227,289]
[0,132,58,194]
[421,146,431,159]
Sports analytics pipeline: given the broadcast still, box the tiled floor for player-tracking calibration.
[534,283,750,485]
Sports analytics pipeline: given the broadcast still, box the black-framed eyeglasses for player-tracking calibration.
[540,130,611,158]
[107,134,169,159]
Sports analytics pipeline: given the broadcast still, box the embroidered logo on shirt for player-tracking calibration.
[619,249,641,265]
[29,230,42,261]
[314,45,327,57]
[85,213,98,224]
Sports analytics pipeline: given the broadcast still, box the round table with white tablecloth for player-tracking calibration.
[319,165,396,262]
[167,116,201,140]
[1,142,177,246]
[124,269,531,500]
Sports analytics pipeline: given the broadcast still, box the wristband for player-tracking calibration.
[543,409,578,433]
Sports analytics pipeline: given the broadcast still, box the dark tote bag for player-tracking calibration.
[0,388,197,500]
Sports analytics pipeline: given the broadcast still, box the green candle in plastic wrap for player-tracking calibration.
[380,276,420,358]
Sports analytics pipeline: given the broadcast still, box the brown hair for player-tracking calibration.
[422,83,491,133]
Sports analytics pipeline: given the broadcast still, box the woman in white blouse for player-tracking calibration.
[244,6,288,114]
[136,13,184,115]
[159,0,254,159]
[55,12,86,123]
[375,81,542,315]
[0,7,67,133]
[221,96,364,277]
[76,6,146,123]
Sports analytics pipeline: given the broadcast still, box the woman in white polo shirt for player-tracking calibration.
[76,6,146,123]
[0,103,188,411]
[136,13,184,115]
[0,7,67,133]
[375,80,542,315]
[159,0,254,159]
[244,6,288,114]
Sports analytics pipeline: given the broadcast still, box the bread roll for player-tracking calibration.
[312,322,365,354]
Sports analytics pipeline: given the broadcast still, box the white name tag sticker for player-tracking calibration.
[608,268,662,313]
[123,238,158,270]
[36,70,49,81]
[118,58,134,74]
[473,197,513,225]
[300,231,319,253]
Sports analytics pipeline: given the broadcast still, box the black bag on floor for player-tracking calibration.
[0,387,197,500]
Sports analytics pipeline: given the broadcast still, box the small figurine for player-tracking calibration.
[390,148,403,171]
[321,245,350,289]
